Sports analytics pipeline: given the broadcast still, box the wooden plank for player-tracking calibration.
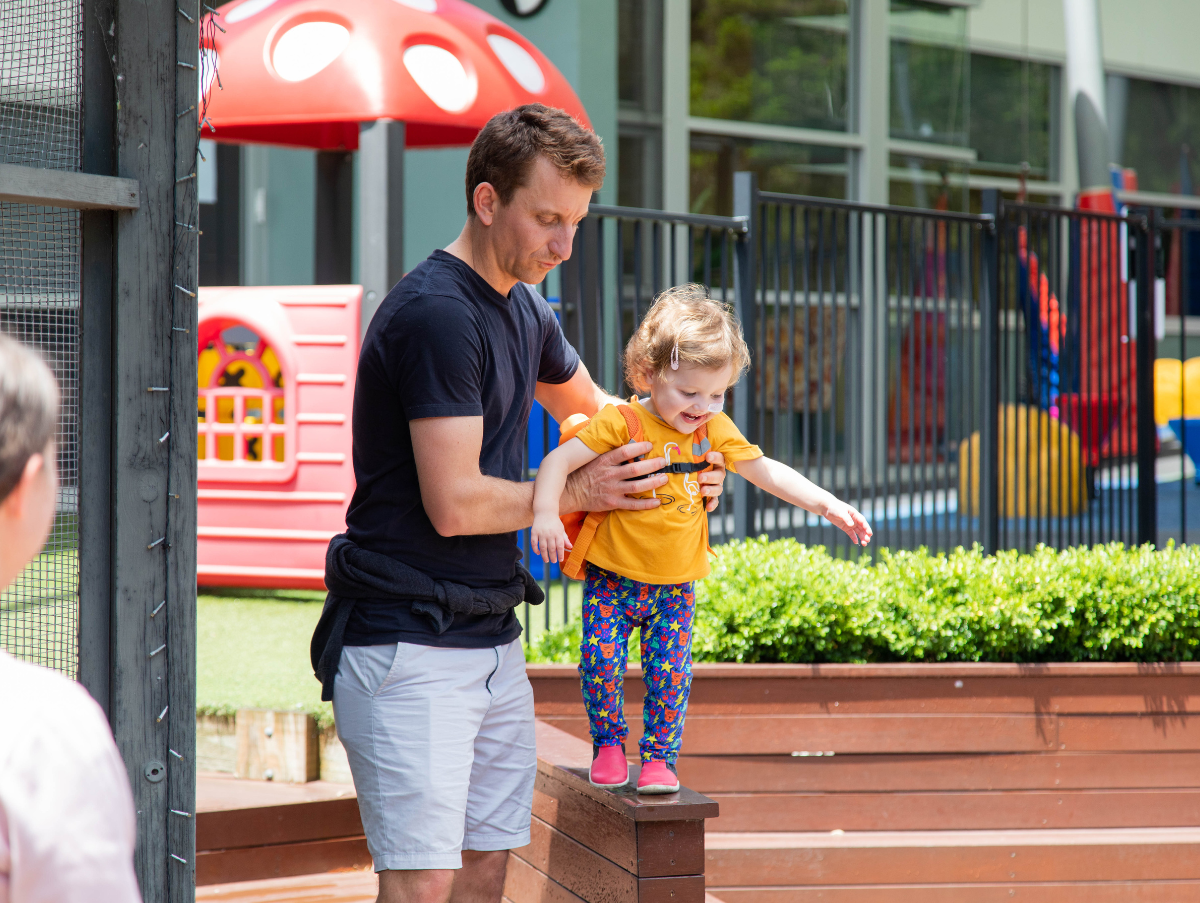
[196,798,364,851]
[675,752,1200,793]
[534,721,719,822]
[78,0,117,717]
[0,162,139,210]
[636,820,706,878]
[504,853,588,903]
[707,881,1200,902]
[512,815,637,903]
[704,828,1200,886]
[637,875,706,903]
[707,788,1200,832]
[196,836,371,886]
[534,769,639,873]
[109,0,196,899]
[531,670,1200,716]
[528,663,1200,681]
[540,715,1062,755]
[1058,715,1200,751]
[196,869,377,902]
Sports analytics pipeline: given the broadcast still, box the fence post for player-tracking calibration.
[979,190,1002,555]
[732,172,759,542]
[1135,216,1158,545]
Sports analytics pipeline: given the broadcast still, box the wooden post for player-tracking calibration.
[507,721,719,903]
[110,0,199,898]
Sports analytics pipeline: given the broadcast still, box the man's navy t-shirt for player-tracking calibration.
[341,250,579,648]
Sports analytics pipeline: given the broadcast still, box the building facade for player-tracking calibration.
[199,0,1200,287]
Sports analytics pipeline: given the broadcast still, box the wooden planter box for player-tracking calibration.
[529,661,1200,900]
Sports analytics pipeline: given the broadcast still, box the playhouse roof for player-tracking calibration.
[202,0,589,150]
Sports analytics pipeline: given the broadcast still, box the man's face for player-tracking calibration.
[486,155,593,287]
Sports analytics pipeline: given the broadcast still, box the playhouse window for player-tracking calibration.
[198,325,287,464]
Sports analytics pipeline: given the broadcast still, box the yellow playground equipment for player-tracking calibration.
[959,404,1089,518]
[1154,357,1200,425]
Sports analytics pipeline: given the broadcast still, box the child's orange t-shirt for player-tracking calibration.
[572,401,763,585]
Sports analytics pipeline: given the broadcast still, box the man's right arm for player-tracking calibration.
[411,416,669,537]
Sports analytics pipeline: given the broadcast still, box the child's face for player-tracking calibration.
[646,363,733,434]
[0,442,57,592]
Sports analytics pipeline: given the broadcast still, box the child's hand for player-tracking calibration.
[531,514,573,564]
[823,499,873,546]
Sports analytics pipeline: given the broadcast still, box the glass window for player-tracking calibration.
[690,136,847,215]
[889,1,969,147]
[888,153,969,211]
[618,131,662,209]
[969,53,1057,180]
[1111,76,1200,195]
[619,0,663,114]
[690,0,850,131]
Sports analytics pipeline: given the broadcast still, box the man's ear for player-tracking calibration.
[1,453,43,521]
[473,182,499,225]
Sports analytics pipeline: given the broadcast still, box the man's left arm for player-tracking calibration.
[534,363,728,512]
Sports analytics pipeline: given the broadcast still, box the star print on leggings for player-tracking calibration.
[577,565,696,764]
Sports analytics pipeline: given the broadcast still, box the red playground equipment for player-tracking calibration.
[196,286,360,590]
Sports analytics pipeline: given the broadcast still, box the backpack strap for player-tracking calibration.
[561,404,642,580]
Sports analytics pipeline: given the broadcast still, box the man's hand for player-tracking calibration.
[562,441,668,514]
[700,451,727,512]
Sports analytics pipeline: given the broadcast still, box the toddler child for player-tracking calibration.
[532,285,872,793]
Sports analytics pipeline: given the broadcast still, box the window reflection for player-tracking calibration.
[1110,76,1200,196]
[690,0,849,131]
[690,137,847,215]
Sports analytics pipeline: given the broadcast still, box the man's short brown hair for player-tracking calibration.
[465,104,605,216]
[0,334,59,504]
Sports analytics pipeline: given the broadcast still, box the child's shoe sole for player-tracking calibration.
[636,778,680,794]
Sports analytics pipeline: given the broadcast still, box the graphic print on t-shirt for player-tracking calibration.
[574,402,763,585]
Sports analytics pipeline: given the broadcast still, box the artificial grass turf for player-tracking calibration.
[196,581,584,731]
[197,588,333,728]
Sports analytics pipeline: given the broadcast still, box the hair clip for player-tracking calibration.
[670,342,680,370]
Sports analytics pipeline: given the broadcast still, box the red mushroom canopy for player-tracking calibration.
[203,0,590,150]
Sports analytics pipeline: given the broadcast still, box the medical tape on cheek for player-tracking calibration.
[707,399,724,413]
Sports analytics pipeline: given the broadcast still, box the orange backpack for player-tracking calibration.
[555,403,709,580]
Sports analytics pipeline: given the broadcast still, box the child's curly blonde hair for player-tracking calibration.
[623,284,751,395]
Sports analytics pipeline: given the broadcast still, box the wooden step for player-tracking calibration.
[196,868,376,902]
[706,788,1200,831]
[538,713,1200,755]
[705,827,1200,887]
[674,752,1200,793]
[706,880,1200,902]
[196,773,368,886]
[528,663,1200,717]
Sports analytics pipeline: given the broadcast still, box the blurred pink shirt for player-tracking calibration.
[0,651,139,903]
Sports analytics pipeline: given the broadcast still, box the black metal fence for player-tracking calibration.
[1149,210,1200,549]
[527,179,1162,582]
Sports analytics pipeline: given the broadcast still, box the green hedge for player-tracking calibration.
[528,540,1200,664]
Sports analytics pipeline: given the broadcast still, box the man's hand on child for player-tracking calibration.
[531,515,573,563]
[822,499,873,546]
[700,451,728,512]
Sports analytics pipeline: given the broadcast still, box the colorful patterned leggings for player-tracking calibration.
[578,565,695,764]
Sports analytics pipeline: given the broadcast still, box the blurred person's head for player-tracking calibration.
[0,334,59,590]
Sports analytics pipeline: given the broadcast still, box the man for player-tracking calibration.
[0,334,141,903]
[326,105,726,903]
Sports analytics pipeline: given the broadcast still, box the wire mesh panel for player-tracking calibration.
[1147,212,1200,548]
[0,0,83,675]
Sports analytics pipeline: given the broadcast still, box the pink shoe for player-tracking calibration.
[589,745,630,788]
[637,760,680,794]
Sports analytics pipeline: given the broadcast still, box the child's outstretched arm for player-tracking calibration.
[736,456,873,546]
[532,437,601,563]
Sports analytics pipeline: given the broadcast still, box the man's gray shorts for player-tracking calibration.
[332,639,536,871]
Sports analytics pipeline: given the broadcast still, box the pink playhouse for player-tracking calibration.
[196,285,360,590]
